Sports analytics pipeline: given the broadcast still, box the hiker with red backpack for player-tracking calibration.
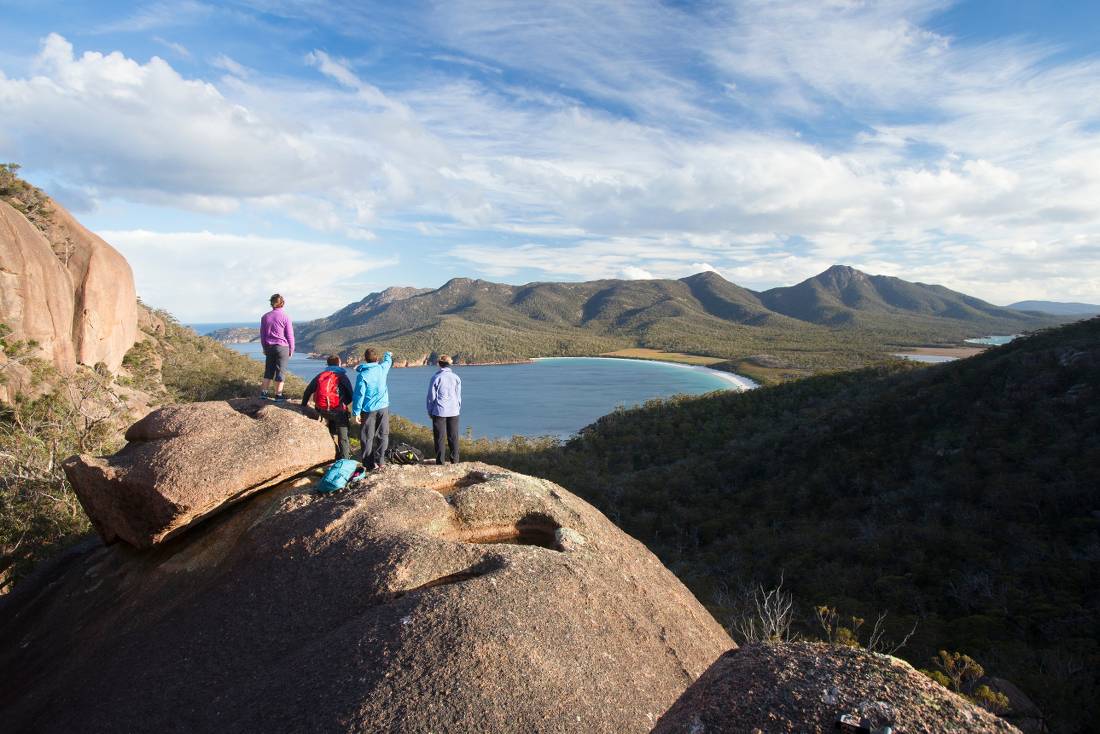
[301,355,354,459]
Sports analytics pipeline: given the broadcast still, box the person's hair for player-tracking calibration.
[437,354,452,366]
[326,355,341,366]
[270,293,285,308]
[364,347,380,363]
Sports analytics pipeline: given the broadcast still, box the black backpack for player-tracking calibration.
[386,442,424,465]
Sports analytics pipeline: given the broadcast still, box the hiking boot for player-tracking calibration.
[260,390,270,400]
[273,393,290,402]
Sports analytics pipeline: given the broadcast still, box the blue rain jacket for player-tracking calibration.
[352,352,392,414]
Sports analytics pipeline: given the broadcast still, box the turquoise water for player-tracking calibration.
[893,353,956,363]
[894,334,1021,362]
[222,341,745,439]
[965,335,1019,346]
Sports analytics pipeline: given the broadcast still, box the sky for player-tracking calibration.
[1,1,1098,321]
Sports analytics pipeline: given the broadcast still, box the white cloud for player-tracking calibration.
[101,229,397,321]
[153,37,191,59]
[94,1,214,33]
[422,0,708,125]
[210,54,250,78]
[620,266,655,280]
[0,34,485,232]
[304,50,361,90]
[3,4,1100,307]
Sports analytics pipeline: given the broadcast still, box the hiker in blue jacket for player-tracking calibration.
[301,355,354,460]
[426,354,462,465]
[353,347,393,469]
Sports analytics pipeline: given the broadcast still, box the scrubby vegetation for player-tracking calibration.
[0,326,118,589]
[388,317,1099,733]
[0,163,55,240]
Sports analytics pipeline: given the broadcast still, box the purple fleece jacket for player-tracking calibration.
[259,307,295,354]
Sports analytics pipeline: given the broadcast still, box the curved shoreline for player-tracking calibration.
[532,356,759,391]
[260,346,759,391]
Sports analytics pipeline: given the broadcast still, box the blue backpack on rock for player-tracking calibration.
[316,459,360,494]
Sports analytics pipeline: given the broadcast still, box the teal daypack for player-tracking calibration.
[316,459,360,493]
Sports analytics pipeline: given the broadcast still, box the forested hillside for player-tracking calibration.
[448,317,1100,733]
[297,267,1060,380]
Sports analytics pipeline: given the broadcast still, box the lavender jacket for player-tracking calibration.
[426,367,462,417]
[260,307,295,354]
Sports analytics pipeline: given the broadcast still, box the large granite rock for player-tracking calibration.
[46,204,138,371]
[1,462,734,733]
[0,201,77,397]
[63,399,335,547]
[0,195,138,400]
[652,643,1020,734]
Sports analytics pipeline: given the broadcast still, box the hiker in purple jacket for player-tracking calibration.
[260,293,295,401]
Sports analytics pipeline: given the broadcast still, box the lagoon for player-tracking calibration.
[220,340,752,439]
[965,335,1019,346]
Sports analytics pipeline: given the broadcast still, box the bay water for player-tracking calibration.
[202,328,748,439]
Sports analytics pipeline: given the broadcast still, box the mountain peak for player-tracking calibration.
[820,264,868,281]
[680,270,731,285]
[374,286,428,303]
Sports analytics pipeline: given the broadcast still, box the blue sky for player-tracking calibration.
[1,1,1098,320]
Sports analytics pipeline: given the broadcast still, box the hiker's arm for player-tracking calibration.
[455,374,462,412]
[426,375,437,415]
[301,375,317,407]
[339,374,354,407]
[381,351,392,375]
[286,318,295,355]
[351,378,363,415]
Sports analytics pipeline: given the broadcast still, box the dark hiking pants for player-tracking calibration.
[359,407,389,468]
[263,344,290,382]
[319,409,350,460]
[431,415,460,465]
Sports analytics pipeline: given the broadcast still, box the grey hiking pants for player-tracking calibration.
[359,407,389,468]
[263,344,290,381]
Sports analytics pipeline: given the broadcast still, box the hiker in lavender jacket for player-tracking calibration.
[260,293,295,401]
[426,354,462,464]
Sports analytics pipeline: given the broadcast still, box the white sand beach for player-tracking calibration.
[533,356,759,391]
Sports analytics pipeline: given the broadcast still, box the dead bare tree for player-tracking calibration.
[728,575,797,644]
[866,611,919,655]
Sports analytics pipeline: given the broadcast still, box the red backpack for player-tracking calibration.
[315,370,342,411]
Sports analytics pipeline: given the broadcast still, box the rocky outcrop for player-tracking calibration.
[0,202,77,397]
[1,462,734,733]
[45,204,138,371]
[652,643,1020,733]
[981,677,1047,734]
[63,399,335,547]
[207,326,260,344]
[0,194,138,401]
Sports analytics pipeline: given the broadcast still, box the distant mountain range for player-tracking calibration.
[296,266,1064,377]
[1007,300,1100,316]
